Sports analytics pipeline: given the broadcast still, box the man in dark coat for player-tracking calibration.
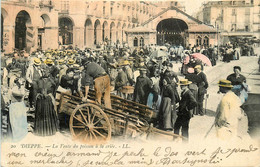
[115,66,128,98]
[174,79,197,140]
[194,65,208,116]
[133,68,152,105]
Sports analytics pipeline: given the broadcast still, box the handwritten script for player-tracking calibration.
[2,143,259,166]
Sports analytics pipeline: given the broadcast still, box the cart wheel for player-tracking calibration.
[70,103,111,144]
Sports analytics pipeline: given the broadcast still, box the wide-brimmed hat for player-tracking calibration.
[44,58,53,65]
[67,59,75,65]
[58,59,65,65]
[45,52,51,58]
[218,79,233,88]
[178,79,192,85]
[33,58,41,66]
[119,60,130,66]
[73,64,80,70]
[194,65,202,69]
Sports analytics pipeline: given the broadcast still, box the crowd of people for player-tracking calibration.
[0,42,252,142]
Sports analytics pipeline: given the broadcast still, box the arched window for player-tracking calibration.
[133,37,138,47]
[59,17,73,45]
[140,37,144,47]
[203,36,209,46]
[196,36,202,46]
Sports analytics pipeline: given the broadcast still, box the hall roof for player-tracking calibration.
[141,5,203,26]
[125,26,156,33]
[188,24,217,33]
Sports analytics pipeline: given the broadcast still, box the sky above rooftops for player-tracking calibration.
[183,0,215,15]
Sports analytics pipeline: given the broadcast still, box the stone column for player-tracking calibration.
[96,28,102,46]
[111,29,116,44]
[26,25,38,53]
[74,27,85,49]
[43,27,59,50]
[85,28,94,49]
[122,29,126,43]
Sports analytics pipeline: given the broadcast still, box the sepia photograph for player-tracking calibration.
[1,0,260,166]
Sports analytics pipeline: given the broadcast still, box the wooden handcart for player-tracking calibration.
[56,90,185,144]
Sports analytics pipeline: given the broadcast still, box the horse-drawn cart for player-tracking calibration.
[56,90,185,144]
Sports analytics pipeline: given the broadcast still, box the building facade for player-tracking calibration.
[196,0,260,44]
[1,0,59,53]
[1,0,218,54]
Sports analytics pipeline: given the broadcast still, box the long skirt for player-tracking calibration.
[9,102,28,142]
[158,97,177,130]
[34,94,59,136]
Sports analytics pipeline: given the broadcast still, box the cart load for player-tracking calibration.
[56,90,185,144]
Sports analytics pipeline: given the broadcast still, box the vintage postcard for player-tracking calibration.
[1,0,260,166]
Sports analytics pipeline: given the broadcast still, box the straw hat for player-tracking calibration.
[218,79,233,88]
[194,65,202,69]
[44,58,53,65]
[33,58,41,66]
[46,53,51,58]
[120,60,130,66]
[58,59,65,65]
[67,59,75,65]
[73,64,80,69]
[178,79,192,85]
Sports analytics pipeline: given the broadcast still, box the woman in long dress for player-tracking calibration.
[158,77,178,131]
[34,70,59,136]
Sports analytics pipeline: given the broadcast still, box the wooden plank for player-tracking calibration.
[110,96,153,112]
[110,100,153,119]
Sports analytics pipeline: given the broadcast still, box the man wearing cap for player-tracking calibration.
[133,68,152,105]
[160,62,179,88]
[115,63,129,98]
[174,79,197,140]
[45,59,59,82]
[82,60,111,109]
[67,59,75,68]
[214,79,244,140]
[26,58,43,108]
[124,61,134,86]
[98,55,108,73]
[57,59,68,82]
[194,64,208,116]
